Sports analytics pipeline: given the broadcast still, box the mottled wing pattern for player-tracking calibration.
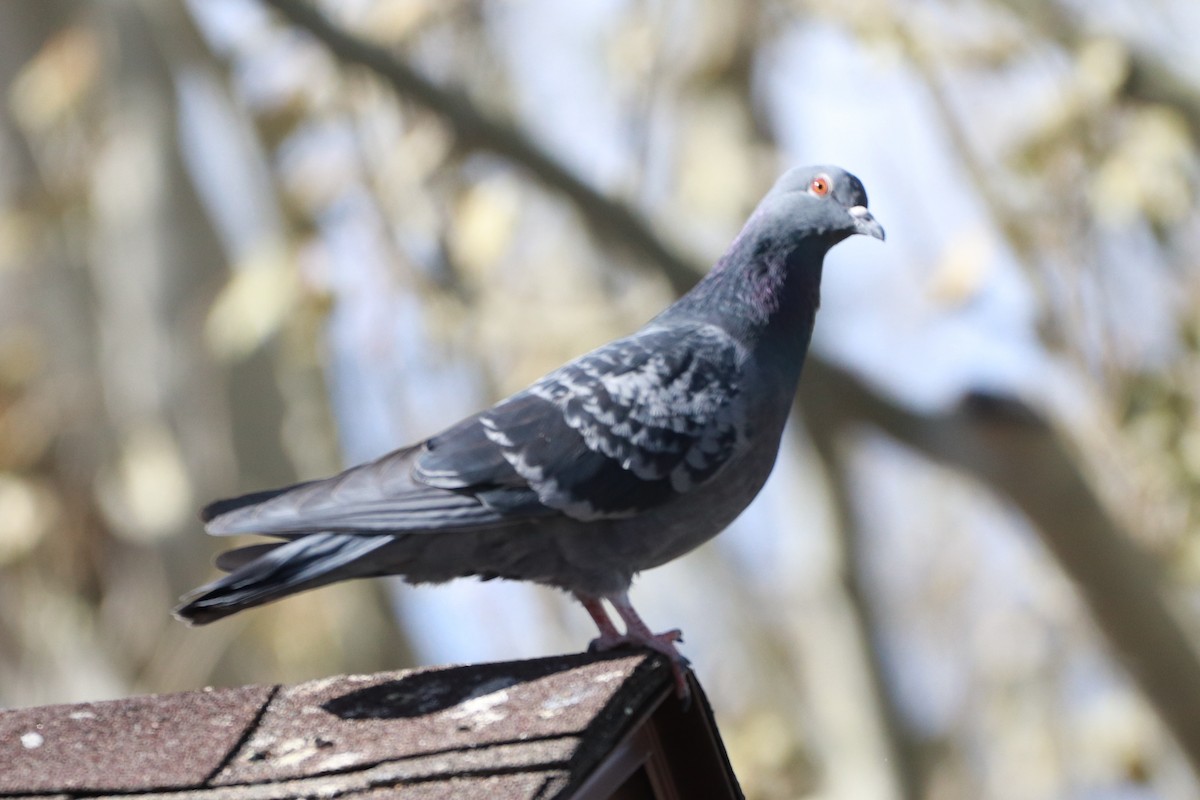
[416,322,745,520]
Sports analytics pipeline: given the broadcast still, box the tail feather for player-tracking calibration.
[174,533,395,625]
[213,542,286,572]
[200,483,317,523]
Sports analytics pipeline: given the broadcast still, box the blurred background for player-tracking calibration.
[1,0,1199,797]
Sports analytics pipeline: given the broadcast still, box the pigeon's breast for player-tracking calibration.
[559,368,794,580]
[625,423,785,567]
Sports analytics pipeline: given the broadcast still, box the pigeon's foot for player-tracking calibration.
[575,591,693,703]
[587,628,691,701]
[585,627,686,657]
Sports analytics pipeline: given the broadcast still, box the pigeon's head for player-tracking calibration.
[757,165,885,245]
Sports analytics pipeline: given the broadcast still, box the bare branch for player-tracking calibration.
[1003,0,1200,144]
[802,359,1200,778]
[799,413,926,800]
[262,0,702,295]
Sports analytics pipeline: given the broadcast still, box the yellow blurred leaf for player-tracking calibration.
[354,0,439,42]
[0,473,56,564]
[205,241,299,361]
[98,423,193,543]
[928,227,993,306]
[677,93,757,225]
[1069,690,1154,782]
[1091,107,1193,225]
[449,177,520,281]
[724,710,811,799]
[8,27,100,132]
[1075,37,1130,107]
[1180,423,1200,481]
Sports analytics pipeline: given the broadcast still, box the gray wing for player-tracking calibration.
[204,322,744,536]
[201,445,548,536]
[415,322,745,520]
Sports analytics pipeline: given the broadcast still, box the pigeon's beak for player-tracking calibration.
[849,205,885,241]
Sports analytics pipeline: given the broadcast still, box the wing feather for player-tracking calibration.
[205,322,745,536]
[414,322,745,520]
[204,446,543,536]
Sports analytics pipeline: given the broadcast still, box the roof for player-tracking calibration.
[0,651,741,799]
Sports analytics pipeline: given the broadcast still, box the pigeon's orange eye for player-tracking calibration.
[810,176,831,196]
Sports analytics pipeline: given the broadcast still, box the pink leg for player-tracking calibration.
[575,592,623,648]
[575,591,691,701]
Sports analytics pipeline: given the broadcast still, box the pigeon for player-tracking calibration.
[175,166,884,697]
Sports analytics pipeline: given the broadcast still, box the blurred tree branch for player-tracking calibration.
[258,0,1200,779]
[799,414,925,800]
[1003,0,1200,144]
[263,0,701,296]
[802,359,1200,778]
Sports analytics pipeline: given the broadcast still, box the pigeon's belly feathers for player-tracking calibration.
[542,362,796,591]
[385,364,795,596]
[388,433,783,596]
[606,431,781,567]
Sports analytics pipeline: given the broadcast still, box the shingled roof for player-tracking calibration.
[0,652,742,799]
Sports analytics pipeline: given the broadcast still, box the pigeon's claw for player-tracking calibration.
[576,592,693,702]
[587,628,692,701]
[586,628,685,656]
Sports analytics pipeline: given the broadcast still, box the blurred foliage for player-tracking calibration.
[0,0,1198,799]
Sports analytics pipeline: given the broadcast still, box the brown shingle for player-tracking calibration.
[213,653,662,786]
[0,685,274,793]
[0,651,738,799]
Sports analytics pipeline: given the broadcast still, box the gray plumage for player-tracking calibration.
[175,166,884,685]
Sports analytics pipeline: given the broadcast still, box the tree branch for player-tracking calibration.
[262,0,702,295]
[1001,0,1200,145]
[801,359,1200,777]
[799,412,926,800]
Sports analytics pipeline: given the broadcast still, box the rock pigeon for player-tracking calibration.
[175,166,884,697]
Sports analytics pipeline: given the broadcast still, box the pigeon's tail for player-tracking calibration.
[174,533,395,625]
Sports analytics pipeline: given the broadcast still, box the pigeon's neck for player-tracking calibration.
[666,229,831,358]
